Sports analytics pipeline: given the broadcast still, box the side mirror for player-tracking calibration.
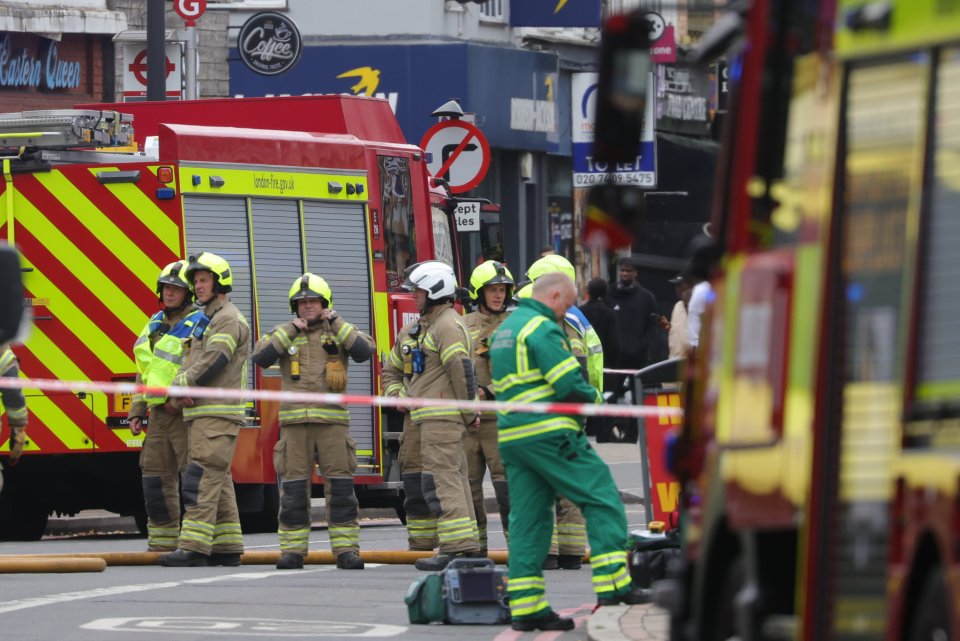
[0,246,25,344]
[594,10,652,165]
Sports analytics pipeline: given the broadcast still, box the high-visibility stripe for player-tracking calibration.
[12,209,142,340]
[16,260,133,372]
[143,166,185,225]
[18,175,156,312]
[84,166,181,256]
[34,171,163,294]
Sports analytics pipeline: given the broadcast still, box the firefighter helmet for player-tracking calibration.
[403,260,457,301]
[527,254,576,285]
[156,261,191,295]
[186,252,232,293]
[288,273,332,313]
[468,260,515,301]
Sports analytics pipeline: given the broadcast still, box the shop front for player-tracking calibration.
[230,41,563,273]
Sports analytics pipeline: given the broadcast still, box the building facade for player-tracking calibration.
[0,1,127,111]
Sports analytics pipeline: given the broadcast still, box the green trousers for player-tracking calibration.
[500,429,632,621]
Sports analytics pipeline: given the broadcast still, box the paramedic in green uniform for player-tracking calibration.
[489,271,648,632]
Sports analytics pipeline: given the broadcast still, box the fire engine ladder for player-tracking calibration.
[0,109,134,150]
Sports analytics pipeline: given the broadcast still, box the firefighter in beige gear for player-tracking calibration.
[128,261,206,551]
[159,252,250,567]
[0,345,28,496]
[251,273,375,571]
[382,261,481,571]
[463,260,513,554]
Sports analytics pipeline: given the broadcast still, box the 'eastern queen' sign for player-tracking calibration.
[237,12,302,76]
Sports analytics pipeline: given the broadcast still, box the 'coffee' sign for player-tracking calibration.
[237,12,302,76]
[0,35,81,90]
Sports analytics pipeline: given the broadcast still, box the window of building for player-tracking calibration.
[479,0,505,22]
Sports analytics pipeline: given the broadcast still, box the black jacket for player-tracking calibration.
[608,281,659,368]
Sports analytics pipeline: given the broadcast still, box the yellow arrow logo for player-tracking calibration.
[554,0,568,13]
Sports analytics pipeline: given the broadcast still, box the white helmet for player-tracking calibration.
[403,260,457,301]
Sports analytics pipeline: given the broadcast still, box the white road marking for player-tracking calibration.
[81,616,406,637]
[0,567,340,614]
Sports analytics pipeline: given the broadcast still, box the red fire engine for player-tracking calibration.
[608,0,960,639]
[0,96,477,540]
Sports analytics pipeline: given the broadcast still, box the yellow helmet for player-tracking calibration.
[527,254,576,285]
[156,260,191,300]
[288,273,332,313]
[468,260,514,301]
[515,280,533,300]
[186,252,233,293]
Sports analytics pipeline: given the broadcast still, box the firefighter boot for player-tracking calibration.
[597,587,651,607]
[543,554,560,570]
[558,554,582,570]
[414,551,481,571]
[336,551,364,570]
[511,611,575,632]
[208,552,242,567]
[158,549,209,567]
[276,552,304,570]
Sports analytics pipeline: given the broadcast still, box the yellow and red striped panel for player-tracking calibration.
[0,163,184,454]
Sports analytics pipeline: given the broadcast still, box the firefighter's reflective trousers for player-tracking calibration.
[177,417,244,555]
[501,430,633,621]
[274,423,359,556]
[399,417,479,554]
[549,496,586,557]
[140,405,190,551]
[464,418,509,549]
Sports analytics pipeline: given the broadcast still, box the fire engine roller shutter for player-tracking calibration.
[302,201,375,460]
[249,198,303,334]
[181,195,255,391]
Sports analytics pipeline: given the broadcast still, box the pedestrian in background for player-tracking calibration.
[608,256,660,372]
[667,271,693,358]
[252,273,375,571]
[129,261,204,552]
[579,278,620,441]
[490,271,648,633]
[159,252,249,568]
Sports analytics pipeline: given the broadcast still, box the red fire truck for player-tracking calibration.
[596,0,960,639]
[0,96,475,540]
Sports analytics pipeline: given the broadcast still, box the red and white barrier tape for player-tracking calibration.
[0,377,682,420]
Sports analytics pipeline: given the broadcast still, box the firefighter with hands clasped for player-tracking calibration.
[382,260,482,571]
[128,261,206,551]
[0,344,28,497]
[490,271,648,633]
[462,260,514,553]
[251,273,375,571]
[159,252,250,568]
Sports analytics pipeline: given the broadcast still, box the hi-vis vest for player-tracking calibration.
[133,309,209,405]
[564,306,604,393]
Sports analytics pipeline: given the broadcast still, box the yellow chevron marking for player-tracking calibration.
[103,166,181,255]
[37,171,159,290]
[20,264,132,372]
[14,335,94,449]
[15,193,144,334]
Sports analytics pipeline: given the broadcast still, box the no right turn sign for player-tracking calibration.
[420,120,491,194]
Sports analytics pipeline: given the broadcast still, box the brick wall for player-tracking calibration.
[107,1,231,100]
[0,33,111,112]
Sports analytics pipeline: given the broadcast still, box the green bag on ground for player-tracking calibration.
[405,573,445,624]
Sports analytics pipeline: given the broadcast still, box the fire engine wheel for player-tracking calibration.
[239,483,280,534]
[908,567,949,641]
[0,490,49,541]
[709,556,745,641]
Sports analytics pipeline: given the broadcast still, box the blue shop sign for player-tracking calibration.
[510,0,601,27]
[230,43,559,152]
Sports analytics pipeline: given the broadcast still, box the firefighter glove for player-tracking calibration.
[326,360,347,392]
